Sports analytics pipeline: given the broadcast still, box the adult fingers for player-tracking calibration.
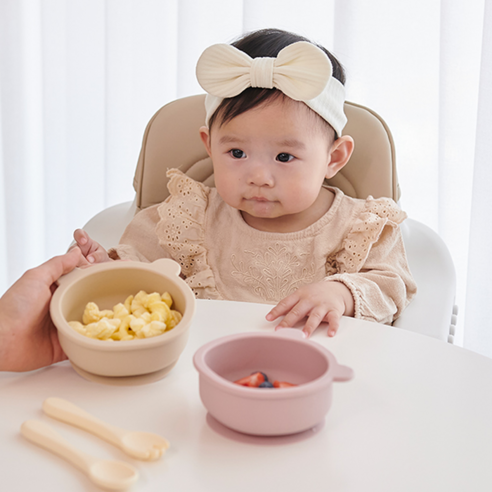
[31,247,83,287]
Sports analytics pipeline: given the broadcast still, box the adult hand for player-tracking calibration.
[266,280,355,337]
[0,247,82,372]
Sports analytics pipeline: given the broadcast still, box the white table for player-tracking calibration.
[1,299,492,492]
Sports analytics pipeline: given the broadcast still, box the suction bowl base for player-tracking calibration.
[71,361,177,386]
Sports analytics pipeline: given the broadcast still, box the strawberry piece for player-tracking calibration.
[234,372,266,387]
[273,380,297,388]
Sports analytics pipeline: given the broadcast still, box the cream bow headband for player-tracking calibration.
[196,41,347,136]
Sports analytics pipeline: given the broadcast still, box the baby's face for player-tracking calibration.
[201,98,336,232]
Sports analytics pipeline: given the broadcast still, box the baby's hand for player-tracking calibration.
[72,229,111,265]
[266,281,355,337]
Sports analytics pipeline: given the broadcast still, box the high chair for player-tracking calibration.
[83,94,457,343]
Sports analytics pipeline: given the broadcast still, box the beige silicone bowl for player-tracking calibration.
[50,258,196,381]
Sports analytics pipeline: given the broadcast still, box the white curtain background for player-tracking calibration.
[1,0,490,355]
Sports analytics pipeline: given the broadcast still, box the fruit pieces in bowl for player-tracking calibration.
[234,371,297,388]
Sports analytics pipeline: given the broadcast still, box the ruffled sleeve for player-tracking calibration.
[155,169,221,299]
[327,196,416,324]
[335,196,407,274]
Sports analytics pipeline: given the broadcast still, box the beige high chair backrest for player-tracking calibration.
[132,94,399,211]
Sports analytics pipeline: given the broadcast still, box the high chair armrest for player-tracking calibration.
[81,199,137,251]
[394,218,457,342]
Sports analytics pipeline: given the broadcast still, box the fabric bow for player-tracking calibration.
[196,41,332,101]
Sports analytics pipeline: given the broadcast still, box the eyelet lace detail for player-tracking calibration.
[331,196,407,274]
[155,169,220,299]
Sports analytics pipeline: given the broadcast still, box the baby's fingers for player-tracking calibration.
[72,229,110,263]
[326,310,341,337]
[73,228,87,245]
[301,307,329,337]
[85,249,111,264]
[75,254,91,267]
[266,294,299,322]
[273,301,312,331]
[73,229,91,256]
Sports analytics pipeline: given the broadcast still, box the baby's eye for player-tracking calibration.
[230,149,246,159]
[276,153,294,163]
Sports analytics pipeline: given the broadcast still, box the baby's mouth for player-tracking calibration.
[247,196,270,202]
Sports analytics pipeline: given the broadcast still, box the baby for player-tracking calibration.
[74,28,416,337]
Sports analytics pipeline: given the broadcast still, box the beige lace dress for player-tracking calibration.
[113,169,417,324]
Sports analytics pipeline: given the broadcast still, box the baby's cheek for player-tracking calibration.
[215,181,241,208]
[283,184,320,212]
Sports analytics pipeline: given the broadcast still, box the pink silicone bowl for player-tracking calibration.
[193,328,354,436]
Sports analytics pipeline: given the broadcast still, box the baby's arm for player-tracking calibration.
[266,281,354,337]
[320,223,416,332]
[72,229,111,264]
[267,214,416,337]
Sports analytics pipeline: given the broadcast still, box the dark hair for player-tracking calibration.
[208,28,346,133]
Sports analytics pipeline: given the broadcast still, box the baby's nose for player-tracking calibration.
[247,162,274,187]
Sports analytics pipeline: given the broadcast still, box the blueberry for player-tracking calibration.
[258,381,274,388]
